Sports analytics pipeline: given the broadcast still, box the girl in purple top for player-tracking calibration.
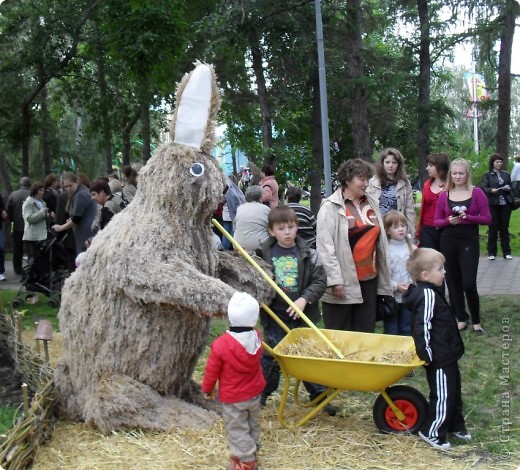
[434,159,491,334]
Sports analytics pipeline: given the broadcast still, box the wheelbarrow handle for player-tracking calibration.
[212,218,344,359]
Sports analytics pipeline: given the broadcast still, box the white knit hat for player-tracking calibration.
[228,292,260,327]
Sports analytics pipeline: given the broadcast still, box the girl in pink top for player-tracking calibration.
[434,159,491,334]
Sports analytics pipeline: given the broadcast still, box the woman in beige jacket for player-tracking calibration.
[317,159,392,333]
[366,148,416,239]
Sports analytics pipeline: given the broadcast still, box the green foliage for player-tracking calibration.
[0,0,519,190]
[0,407,19,434]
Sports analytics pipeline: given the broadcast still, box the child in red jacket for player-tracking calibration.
[202,292,265,470]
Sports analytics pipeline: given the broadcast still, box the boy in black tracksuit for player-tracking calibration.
[403,248,470,450]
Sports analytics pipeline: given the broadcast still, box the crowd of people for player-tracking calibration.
[203,151,518,467]
[0,165,139,280]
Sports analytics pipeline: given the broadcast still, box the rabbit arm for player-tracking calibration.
[217,251,275,307]
[109,259,235,316]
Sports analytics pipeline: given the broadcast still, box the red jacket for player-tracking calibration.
[202,330,266,404]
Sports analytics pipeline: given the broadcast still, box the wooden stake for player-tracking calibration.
[43,341,49,362]
[16,313,23,344]
[22,383,29,416]
[35,322,40,354]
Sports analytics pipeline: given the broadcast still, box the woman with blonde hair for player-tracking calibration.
[367,148,416,238]
[434,159,491,334]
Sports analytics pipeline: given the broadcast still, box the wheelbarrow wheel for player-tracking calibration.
[373,385,427,434]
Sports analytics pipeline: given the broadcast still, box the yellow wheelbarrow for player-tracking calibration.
[212,219,427,434]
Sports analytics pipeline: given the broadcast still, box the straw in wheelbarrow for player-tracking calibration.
[278,336,415,364]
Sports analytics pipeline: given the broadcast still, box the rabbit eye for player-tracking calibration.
[190,163,205,177]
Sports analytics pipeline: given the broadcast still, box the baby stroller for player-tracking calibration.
[12,232,71,308]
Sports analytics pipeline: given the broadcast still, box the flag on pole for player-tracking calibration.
[463,72,489,103]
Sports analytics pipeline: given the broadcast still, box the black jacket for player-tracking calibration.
[403,281,464,368]
[481,170,513,206]
[257,235,326,324]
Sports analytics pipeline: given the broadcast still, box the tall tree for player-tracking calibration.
[417,0,431,182]
[1,0,99,176]
[345,0,371,161]
[495,0,519,165]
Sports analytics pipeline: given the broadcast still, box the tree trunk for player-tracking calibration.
[76,112,83,167]
[21,104,31,177]
[496,0,518,166]
[346,0,371,162]
[97,55,113,175]
[0,155,12,194]
[122,111,140,167]
[311,69,324,215]
[249,30,274,167]
[141,99,151,163]
[417,0,431,183]
[40,84,51,176]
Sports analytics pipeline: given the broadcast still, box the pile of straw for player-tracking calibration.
[31,394,505,470]
[279,337,339,359]
[278,337,415,364]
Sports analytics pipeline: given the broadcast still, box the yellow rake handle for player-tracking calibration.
[212,218,344,359]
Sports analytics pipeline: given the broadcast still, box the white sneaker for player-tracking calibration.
[452,430,472,441]
[505,255,513,260]
[418,431,451,450]
[488,255,495,260]
[0,274,5,281]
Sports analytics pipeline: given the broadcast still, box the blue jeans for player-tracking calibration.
[261,316,327,399]
[383,302,411,335]
[221,221,234,250]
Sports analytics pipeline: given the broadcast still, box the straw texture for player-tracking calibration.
[53,63,273,434]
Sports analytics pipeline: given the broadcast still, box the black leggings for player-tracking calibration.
[440,231,481,325]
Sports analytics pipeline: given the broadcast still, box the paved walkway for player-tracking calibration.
[1,256,520,296]
[476,255,520,295]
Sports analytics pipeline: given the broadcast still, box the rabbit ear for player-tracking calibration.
[170,61,220,153]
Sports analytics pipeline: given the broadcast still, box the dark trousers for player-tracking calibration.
[25,240,39,263]
[322,277,377,332]
[440,233,481,325]
[383,303,411,335]
[419,224,442,251]
[487,204,511,257]
[422,362,466,440]
[0,229,5,274]
[261,316,327,400]
[12,231,25,275]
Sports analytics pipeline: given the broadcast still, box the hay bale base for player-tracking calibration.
[32,392,512,470]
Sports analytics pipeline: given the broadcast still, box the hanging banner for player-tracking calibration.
[464,103,483,119]
[463,72,489,103]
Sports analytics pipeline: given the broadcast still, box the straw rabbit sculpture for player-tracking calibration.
[54,63,274,434]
